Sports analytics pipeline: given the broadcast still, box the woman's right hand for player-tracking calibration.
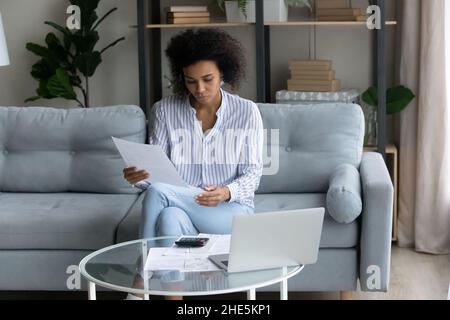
[123,166,150,185]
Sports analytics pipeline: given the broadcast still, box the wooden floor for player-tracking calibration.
[0,245,449,300]
[353,245,450,300]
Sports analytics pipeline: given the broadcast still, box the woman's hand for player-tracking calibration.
[123,166,150,185]
[194,186,231,207]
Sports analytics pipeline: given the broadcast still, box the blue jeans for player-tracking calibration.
[140,183,254,238]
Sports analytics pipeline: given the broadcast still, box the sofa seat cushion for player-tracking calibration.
[254,193,359,248]
[0,193,140,250]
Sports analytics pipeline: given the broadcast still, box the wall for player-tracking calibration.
[0,0,139,108]
[0,0,397,142]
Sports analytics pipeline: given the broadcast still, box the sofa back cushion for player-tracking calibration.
[0,106,146,194]
[256,103,364,193]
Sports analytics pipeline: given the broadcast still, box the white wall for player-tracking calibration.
[0,0,396,140]
[0,0,139,108]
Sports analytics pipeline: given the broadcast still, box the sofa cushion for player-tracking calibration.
[0,106,146,194]
[326,164,362,224]
[254,193,359,248]
[0,193,140,250]
[256,103,364,193]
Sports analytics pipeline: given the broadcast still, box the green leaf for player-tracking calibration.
[37,80,56,99]
[30,59,54,80]
[238,0,248,18]
[362,86,378,107]
[47,68,77,100]
[72,30,99,53]
[25,96,42,103]
[45,33,71,66]
[362,85,415,114]
[386,85,415,115]
[44,21,72,38]
[26,42,61,69]
[74,51,102,77]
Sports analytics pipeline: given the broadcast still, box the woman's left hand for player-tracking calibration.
[194,186,231,207]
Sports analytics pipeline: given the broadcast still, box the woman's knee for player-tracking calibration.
[156,207,196,236]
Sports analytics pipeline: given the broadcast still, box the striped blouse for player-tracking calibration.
[147,89,263,208]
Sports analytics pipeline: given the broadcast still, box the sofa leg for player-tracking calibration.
[340,291,353,300]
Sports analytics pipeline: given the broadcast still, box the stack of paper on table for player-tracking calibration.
[144,234,231,272]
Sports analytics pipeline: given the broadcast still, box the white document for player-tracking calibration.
[112,137,188,188]
[144,234,231,272]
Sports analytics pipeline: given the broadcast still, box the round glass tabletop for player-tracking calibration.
[79,237,303,296]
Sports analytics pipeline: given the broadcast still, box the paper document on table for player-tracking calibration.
[112,137,188,187]
[144,234,231,272]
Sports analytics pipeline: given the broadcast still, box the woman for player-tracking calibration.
[124,28,263,242]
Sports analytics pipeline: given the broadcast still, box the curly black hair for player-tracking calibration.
[165,28,246,95]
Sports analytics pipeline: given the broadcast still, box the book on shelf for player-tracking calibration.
[289,60,332,70]
[316,15,366,21]
[290,70,336,80]
[315,0,350,9]
[168,6,208,12]
[287,79,342,92]
[317,8,363,16]
[288,79,340,86]
[167,17,210,24]
[167,11,210,18]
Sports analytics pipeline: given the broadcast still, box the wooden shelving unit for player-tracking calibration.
[265,20,397,26]
[144,22,253,29]
[141,21,397,28]
[137,0,393,157]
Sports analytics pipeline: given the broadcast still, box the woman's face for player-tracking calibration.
[183,60,222,105]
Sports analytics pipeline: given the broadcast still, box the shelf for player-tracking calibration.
[144,23,253,29]
[141,21,397,29]
[265,20,397,26]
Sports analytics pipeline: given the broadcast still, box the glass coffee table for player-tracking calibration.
[79,237,303,300]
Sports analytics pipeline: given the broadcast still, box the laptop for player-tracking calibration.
[208,208,325,273]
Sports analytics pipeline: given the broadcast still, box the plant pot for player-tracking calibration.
[224,0,288,23]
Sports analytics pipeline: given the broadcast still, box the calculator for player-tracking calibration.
[174,237,209,247]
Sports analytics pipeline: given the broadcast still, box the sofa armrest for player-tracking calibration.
[359,152,394,292]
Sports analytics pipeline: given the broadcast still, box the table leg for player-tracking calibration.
[247,288,256,300]
[280,278,288,300]
[88,281,96,300]
[280,266,288,300]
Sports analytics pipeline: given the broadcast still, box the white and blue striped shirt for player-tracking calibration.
[148,89,263,208]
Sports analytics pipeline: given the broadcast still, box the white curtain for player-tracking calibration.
[397,0,450,254]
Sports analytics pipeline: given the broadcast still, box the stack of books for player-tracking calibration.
[287,60,342,92]
[166,6,210,24]
[315,0,366,21]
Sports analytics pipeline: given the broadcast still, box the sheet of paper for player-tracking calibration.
[144,235,231,272]
[144,247,220,272]
[112,137,188,187]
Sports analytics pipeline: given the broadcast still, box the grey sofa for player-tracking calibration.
[0,103,393,295]
[0,105,147,290]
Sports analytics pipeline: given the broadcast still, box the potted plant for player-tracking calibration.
[361,85,415,146]
[217,0,311,23]
[25,0,125,108]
